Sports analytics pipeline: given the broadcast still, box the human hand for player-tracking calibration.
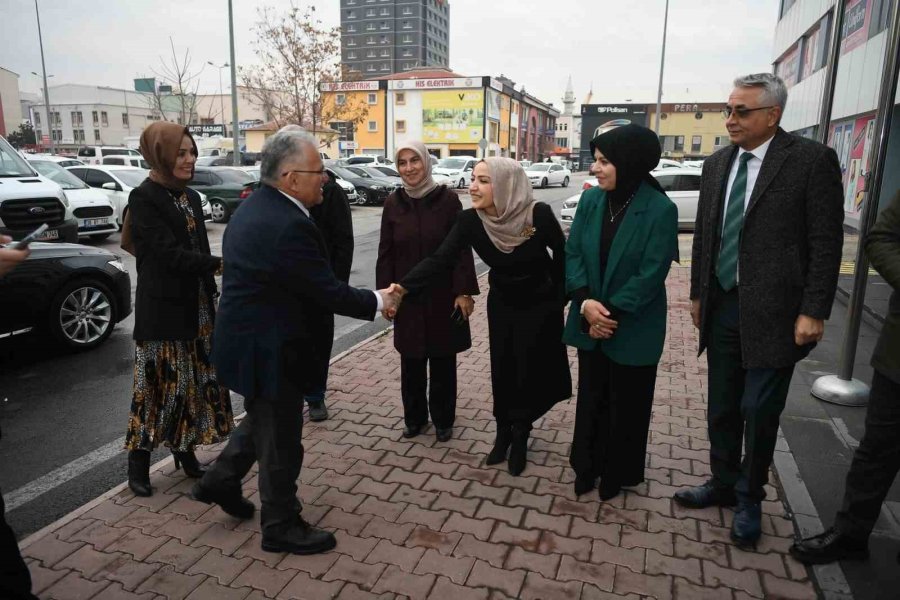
[690,299,701,330]
[0,235,29,278]
[454,295,474,321]
[379,283,406,320]
[583,299,617,340]
[794,314,824,346]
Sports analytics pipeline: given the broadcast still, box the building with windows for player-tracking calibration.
[320,68,559,161]
[774,0,898,227]
[0,67,23,137]
[340,0,450,76]
[646,103,730,160]
[552,76,583,167]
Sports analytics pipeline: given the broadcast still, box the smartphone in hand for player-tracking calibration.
[451,305,465,325]
[9,224,49,250]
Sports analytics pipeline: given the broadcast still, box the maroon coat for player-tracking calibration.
[376,185,479,358]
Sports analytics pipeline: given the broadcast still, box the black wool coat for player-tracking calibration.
[130,180,220,341]
[376,185,479,358]
[866,189,900,384]
[690,128,845,368]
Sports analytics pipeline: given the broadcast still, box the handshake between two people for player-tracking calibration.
[376,283,407,321]
[375,284,477,323]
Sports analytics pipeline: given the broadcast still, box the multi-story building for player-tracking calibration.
[340,0,450,77]
[320,68,559,161]
[773,0,898,227]
[646,103,730,160]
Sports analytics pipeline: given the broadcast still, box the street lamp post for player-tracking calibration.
[227,0,240,166]
[207,61,229,128]
[654,0,670,135]
[34,0,54,154]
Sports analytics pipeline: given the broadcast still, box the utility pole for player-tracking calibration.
[35,0,54,154]
[228,0,240,165]
[654,0,670,135]
[208,61,229,126]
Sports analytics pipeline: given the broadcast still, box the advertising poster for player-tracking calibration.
[422,90,484,143]
[801,24,820,80]
[487,89,501,122]
[777,44,801,87]
[829,115,876,214]
[841,0,871,55]
[579,104,648,167]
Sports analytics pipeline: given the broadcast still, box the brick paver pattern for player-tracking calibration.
[20,268,818,599]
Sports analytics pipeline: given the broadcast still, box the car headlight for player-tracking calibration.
[107,259,127,273]
[371,185,386,191]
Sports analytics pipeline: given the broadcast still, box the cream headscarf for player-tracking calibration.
[394,141,438,199]
[476,157,536,254]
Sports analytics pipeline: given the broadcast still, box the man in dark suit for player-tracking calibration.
[791,190,900,565]
[305,172,355,421]
[674,73,844,550]
[192,126,400,555]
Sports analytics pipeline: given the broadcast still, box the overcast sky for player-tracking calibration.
[1,0,780,109]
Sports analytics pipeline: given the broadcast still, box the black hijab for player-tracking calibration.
[589,124,664,203]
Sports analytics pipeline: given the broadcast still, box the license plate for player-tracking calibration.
[81,218,108,227]
[35,229,59,241]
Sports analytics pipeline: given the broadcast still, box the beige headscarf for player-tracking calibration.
[139,121,197,191]
[476,157,536,254]
[394,141,438,199]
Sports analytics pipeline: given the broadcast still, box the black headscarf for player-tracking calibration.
[589,124,664,203]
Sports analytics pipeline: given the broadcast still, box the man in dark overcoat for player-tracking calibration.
[305,171,355,421]
[674,73,844,550]
[791,189,900,565]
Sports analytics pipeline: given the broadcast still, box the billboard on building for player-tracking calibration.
[841,0,871,55]
[188,124,226,137]
[579,104,648,167]
[422,90,484,144]
[487,89,501,121]
[829,112,876,215]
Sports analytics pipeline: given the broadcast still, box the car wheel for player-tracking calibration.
[47,279,116,351]
[357,189,370,206]
[541,178,548,189]
[210,200,230,223]
[562,176,569,188]
[458,178,466,189]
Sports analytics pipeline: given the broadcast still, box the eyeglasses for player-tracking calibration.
[722,105,776,119]
[282,168,326,176]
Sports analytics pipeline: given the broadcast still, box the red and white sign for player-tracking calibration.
[320,81,380,92]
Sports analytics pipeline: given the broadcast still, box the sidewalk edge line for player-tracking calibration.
[18,323,394,551]
[772,426,854,599]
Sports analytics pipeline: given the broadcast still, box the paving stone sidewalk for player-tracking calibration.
[19,267,819,600]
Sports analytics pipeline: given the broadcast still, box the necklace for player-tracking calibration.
[608,190,637,223]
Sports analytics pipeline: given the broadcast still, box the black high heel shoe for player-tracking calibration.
[574,475,596,496]
[486,424,512,465]
[507,425,530,476]
[127,449,152,497]
[598,479,621,501]
[172,450,206,478]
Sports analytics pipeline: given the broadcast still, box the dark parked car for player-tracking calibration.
[329,166,398,206]
[0,242,132,350]
[188,166,256,223]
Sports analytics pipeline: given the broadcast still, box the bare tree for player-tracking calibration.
[144,38,203,125]
[240,2,367,145]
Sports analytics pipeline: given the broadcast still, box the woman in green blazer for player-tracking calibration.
[564,124,678,500]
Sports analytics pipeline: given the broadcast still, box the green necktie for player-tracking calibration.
[717,152,754,291]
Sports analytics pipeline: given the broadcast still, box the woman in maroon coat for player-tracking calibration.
[377,141,479,442]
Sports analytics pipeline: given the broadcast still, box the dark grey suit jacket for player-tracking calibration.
[690,128,844,368]
[866,189,900,384]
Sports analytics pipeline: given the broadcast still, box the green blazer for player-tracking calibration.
[563,182,678,366]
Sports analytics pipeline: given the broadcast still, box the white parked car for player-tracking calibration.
[558,167,700,232]
[102,155,150,169]
[524,163,571,188]
[28,158,118,240]
[76,146,143,165]
[67,165,148,228]
[344,154,393,166]
[656,158,685,170]
[333,176,358,204]
[27,154,85,168]
[433,156,477,189]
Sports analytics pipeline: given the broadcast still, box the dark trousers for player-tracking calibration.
[835,369,900,540]
[400,355,457,430]
[305,313,335,403]
[570,348,657,486]
[0,493,36,600]
[707,285,794,503]
[201,396,304,535]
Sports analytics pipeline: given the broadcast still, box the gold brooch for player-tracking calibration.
[522,225,537,238]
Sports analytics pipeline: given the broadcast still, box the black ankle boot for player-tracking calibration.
[507,425,530,476]
[485,423,512,465]
[128,450,152,497]
[574,475,596,496]
[172,450,206,478]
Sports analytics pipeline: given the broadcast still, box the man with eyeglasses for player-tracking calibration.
[192,125,402,555]
[674,73,844,551]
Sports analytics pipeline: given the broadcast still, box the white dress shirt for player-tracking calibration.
[721,134,775,234]
[278,189,383,311]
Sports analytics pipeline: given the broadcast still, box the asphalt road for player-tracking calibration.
[0,173,696,538]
